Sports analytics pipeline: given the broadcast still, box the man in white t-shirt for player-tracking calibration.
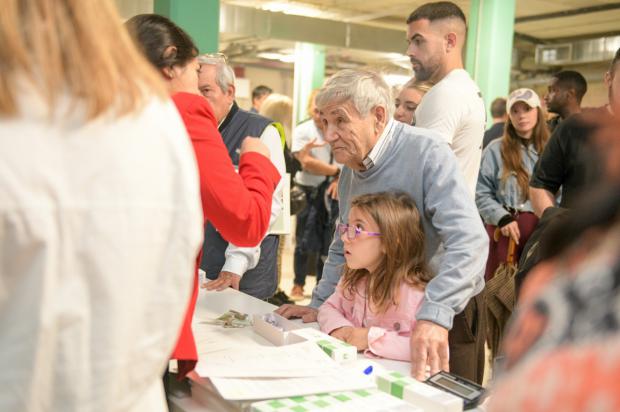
[406,1,486,196]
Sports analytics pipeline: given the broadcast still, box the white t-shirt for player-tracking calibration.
[0,90,203,412]
[415,69,486,195]
[291,119,332,187]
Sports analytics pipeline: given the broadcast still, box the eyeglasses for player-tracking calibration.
[337,223,381,240]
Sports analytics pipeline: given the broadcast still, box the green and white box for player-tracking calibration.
[250,388,422,412]
[376,371,463,412]
[288,328,357,362]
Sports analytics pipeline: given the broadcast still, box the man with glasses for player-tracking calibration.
[197,53,286,301]
[276,69,487,384]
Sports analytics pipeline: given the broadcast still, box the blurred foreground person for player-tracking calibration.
[489,115,620,412]
[0,1,204,410]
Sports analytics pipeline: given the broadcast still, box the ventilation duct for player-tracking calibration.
[219,3,406,54]
[536,35,620,65]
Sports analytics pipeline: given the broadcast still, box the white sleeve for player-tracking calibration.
[291,122,312,153]
[414,88,460,146]
[221,125,285,276]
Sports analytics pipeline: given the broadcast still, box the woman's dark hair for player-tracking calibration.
[125,14,198,69]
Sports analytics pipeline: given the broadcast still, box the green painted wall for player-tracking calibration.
[293,43,326,125]
[465,0,516,126]
[154,0,220,53]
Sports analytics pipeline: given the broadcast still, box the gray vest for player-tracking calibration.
[200,102,279,299]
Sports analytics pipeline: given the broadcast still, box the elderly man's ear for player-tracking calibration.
[373,105,387,133]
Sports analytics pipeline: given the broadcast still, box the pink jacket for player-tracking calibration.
[317,277,425,361]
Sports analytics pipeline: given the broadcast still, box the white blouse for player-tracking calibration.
[0,90,203,411]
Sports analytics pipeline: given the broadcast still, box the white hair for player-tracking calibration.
[316,69,394,119]
[198,55,236,92]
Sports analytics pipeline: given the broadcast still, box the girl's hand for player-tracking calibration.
[330,326,353,342]
[500,221,521,245]
[347,327,370,351]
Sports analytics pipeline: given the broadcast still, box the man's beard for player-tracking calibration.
[410,58,439,82]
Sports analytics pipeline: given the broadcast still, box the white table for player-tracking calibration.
[167,287,411,411]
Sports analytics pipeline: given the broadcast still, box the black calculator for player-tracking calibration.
[426,371,485,409]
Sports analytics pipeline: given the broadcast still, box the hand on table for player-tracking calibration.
[203,271,241,291]
[274,304,318,323]
[410,320,449,381]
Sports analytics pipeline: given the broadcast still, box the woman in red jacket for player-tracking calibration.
[126,14,281,376]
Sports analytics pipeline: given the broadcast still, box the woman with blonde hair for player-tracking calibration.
[476,88,551,280]
[260,93,294,147]
[0,0,205,410]
[394,78,433,125]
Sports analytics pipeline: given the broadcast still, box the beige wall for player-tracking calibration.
[235,66,294,111]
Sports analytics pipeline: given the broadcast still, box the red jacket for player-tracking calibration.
[170,92,280,376]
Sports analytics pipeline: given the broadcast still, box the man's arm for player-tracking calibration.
[529,187,556,218]
[206,125,285,290]
[418,143,488,329]
[410,139,488,379]
[529,123,567,214]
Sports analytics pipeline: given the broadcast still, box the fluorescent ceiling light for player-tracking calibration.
[261,1,326,18]
[257,51,296,63]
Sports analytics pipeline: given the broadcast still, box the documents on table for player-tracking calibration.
[195,340,339,378]
[210,364,377,400]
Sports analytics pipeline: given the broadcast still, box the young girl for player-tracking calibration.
[317,192,432,361]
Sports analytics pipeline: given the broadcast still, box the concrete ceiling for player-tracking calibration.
[219,0,620,75]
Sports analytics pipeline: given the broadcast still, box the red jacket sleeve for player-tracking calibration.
[172,92,280,246]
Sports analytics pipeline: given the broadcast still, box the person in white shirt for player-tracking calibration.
[0,1,204,411]
[290,92,341,300]
[406,1,486,196]
[198,56,286,300]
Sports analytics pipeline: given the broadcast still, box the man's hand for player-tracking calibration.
[274,304,318,323]
[500,221,521,245]
[326,178,339,200]
[296,138,326,168]
[410,320,450,380]
[203,271,241,291]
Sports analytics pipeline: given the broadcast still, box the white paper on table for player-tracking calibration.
[209,360,383,401]
[195,340,339,378]
[210,371,373,400]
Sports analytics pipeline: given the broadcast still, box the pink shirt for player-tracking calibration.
[317,277,425,361]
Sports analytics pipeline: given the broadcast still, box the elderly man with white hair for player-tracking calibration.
[197,54,286,300]
[276,69,488,383]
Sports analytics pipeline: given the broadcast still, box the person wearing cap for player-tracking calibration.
[476,88,550,280]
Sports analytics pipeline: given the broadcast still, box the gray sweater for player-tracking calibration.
[310,122,487,330]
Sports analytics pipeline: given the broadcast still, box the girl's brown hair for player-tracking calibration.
[341,192,432,314]
[0,0,166,119]
[500,107,550,201]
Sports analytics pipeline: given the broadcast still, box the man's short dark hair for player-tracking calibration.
[552,70,588,103]
[490,97,506,118]
[252,85,272,101]
[406,1,466,25]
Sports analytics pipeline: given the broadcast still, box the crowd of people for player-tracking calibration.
[1,0,618,411]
